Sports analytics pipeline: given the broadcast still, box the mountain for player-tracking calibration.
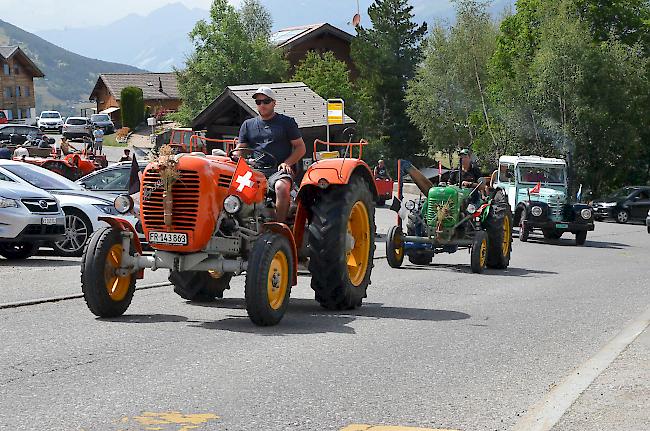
[37,3,207,73]
[0,19,144,115]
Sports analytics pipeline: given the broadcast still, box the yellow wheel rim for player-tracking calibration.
[393,232,404,261]
[479,238,488,268]
[502,216,511,256]
[347,201,371,286]
[267,250,289,310]
[104,244,131,301]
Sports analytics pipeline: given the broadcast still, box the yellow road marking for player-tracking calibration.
[122,411,219,430]
[341,425,460,431]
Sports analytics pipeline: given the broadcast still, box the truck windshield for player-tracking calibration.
[517,165,566,185]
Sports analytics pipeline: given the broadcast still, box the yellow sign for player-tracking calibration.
[327,100,344,125]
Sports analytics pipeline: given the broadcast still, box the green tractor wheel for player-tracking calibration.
[470,231,489,274]
[386,225,405,268]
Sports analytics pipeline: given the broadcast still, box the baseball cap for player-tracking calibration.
[252,86,276,100]
[459,148,470,156]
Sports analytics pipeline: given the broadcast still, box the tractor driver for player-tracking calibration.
[451,149,483,189]
[237,87,306,223]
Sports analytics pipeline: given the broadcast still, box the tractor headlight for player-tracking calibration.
[466,203,477,214]
[581,208,592,219]
[317,178,329,189]
[224,195,242,214]
[531,206,543,217]
[405,200,416,211]
[113,195,134,214]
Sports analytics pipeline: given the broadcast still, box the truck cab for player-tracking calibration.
[494,155,594,245]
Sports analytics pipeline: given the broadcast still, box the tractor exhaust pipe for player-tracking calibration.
[399,159,433,196]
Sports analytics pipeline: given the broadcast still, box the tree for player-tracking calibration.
[120,86,144,129]
[173,0,288,125]
[351,0,428,160]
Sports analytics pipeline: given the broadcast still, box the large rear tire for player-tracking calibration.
[386,225,404,268]
[486,190,512,269]
[308,175,376,310]
[81,227,136,317]
[0,242,39,260]
[245,232,294,326]
[169,271,232,302]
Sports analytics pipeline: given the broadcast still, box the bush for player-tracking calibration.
[120,87,144,129]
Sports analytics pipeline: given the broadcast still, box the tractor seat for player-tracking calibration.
[314,151,339,161]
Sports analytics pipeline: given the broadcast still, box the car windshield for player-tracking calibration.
[41,113,61,119]
[67,118,87,125]
[91,115,110,122]
[608,187,636,199]
[2,164,81,191]
[517,164,566,184]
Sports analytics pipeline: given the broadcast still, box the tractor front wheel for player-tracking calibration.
[470,231,489,274]
[386,225,404,268]
[81,227,136,317]
[519,211,530,242]
[245,232,294,326]
[308,175,376,310]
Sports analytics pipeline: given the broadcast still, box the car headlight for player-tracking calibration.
[581,208,592,219]
[531,206,543,217]
[223,195,242,214]
[0,197,18,208]
[114,195,134,214]
[94,204,119,215]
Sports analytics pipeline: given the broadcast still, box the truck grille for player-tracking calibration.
[21,199,59,213]
[141,169,200,230]
[548,202,563,221]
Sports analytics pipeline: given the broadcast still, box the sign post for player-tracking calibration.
[326,99,344,151]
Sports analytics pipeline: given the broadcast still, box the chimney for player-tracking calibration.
[158,77,163,93]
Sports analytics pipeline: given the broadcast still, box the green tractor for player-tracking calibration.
[386,160,513,273]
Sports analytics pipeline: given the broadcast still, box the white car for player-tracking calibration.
[0,160,141,257]
[37,111,64,133]
[63,117,92,140]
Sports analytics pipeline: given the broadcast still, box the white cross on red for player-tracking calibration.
[235,171,254,192]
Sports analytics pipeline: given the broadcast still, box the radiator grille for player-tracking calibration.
[141,169,200,230]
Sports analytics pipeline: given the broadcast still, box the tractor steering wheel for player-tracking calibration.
[229,147,278,170]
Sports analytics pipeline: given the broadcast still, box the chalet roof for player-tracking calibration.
[192,82,355,130]
[0,46,45,77]
[271,23,354,49]
[89,72,179,101]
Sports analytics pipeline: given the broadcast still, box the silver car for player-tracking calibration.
[0,176,65,260]
[63,117,92,140]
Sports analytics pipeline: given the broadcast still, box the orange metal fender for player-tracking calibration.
[98,216,144,280]
[300,158,378,199]
[262,222,298,286]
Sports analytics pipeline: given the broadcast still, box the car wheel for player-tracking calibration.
[53,208,92,257]
[616,209,629,224]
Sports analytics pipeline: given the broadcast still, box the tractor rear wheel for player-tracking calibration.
[308,175,376,310]
[486,190,512,269]
[81,227,136,317]
[386,225,404,268]
[245,232,294,326]
[470,231,489,274]
[169,271,232,302]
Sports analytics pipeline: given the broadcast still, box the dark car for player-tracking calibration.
[646,209,650,233]
[0,125,45,146]
[90,114,115,134]
[592,186,650,224]
[75,160,147,197]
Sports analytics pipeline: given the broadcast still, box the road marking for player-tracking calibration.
[512,304,650,431]
[341,426,459,431]
[125,411,219,431]
[0,282,171,310]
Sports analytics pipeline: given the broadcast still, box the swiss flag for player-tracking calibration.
[229,158,259,204]
[530,182,541,194]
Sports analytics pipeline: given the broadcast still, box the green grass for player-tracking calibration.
[102,134,127,147]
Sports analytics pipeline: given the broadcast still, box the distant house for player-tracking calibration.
[192,82,355,160]
[0,46,44,121]
[89,72,180,126]
[271,23,357,78]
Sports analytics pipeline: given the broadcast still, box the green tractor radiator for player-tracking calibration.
[425,185,472,231]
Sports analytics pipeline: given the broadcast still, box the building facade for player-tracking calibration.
[0,46,44,121]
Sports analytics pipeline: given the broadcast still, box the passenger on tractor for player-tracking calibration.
[236,87,306,223]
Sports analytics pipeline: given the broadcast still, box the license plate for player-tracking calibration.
[41,217,57,225]
[555,223,569,229]
[148,231,188,245]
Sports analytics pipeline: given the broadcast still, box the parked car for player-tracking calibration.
[63,117,92,140]
[0,175,65,260]
[0,125,45,146]
[591,186,650,224]
[76,160,147,197]
[90,113,115,134]
[0,160,141,257]
[37,111,64,133]
[0,111,7,125]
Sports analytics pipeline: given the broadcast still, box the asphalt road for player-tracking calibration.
[1,210,649,431]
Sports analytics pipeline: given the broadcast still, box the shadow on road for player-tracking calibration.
[395,263,556,277]
[523,236,629,249]
[102,314,189,323]
[0,258,80,267]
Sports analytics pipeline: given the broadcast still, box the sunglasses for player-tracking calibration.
[255,98,274,105]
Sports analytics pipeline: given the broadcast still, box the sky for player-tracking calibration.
[0,0,452,32]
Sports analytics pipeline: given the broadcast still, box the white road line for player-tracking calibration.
[512,304,650,431]
[0,282,171,310]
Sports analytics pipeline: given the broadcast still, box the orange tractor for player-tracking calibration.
[81,139,377,326]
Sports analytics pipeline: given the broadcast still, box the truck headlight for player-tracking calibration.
[466,203,477,214]
[114,195,134,214]
[223,195,242,214]
[581,208,592,219]
[531,206,543,217]
[0,197,18,208]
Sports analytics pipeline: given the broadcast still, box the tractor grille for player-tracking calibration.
[217,174,232,189]
[21,198,59,213]
[141,169,200,230]
[426,198,456,228]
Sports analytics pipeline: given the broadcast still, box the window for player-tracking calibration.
[82,168,131,191]
[15,86,21,97]
[17,109,22,119]
[13,64,19,75]
[2,64,9,75]
[498,163,515,184]
[0,172,14,182]
[6,110,12,120]
[638,191,650,200]
[3,87,12,98]
[25,87,30,97]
